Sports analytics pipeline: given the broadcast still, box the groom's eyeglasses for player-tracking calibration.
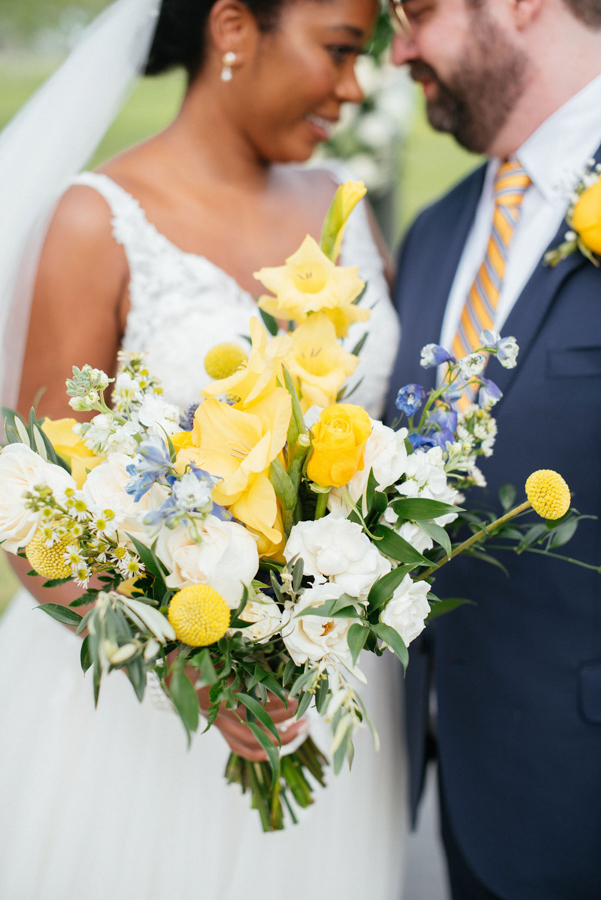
[388,1,413,37]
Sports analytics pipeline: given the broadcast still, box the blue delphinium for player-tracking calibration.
[407,433,437,451]
[125,435,173,501]
[420,344,455,369]
[180,403,199,432]
[426,407,457,447]
[479,378,503,408]
[396,384,426,416]
[144,465,229,534]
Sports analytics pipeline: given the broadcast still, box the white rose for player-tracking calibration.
[380,575,431,647]
[282,583,354,666]
[82,453,167,546]
[155,515,259,607]
[329,422,408,516]
[0,444,76,552]
[285,517,390,602]
[233,597,283,643]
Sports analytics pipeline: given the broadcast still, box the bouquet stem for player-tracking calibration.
[225,735,329,832]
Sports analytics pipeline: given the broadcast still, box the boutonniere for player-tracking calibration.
[545,161,601,268]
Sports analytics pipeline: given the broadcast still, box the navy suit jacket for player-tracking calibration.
[387,150,601,899]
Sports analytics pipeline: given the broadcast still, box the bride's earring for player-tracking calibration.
[221,52,236,82]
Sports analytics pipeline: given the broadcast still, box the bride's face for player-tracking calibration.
[229,0,380,162]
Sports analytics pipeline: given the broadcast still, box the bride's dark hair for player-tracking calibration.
[145,0,296,80]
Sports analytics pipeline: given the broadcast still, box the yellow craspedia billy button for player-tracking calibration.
[525,470,571,520]
[204,343,248,381]
[168,584,231,647]
[25,528,72,579]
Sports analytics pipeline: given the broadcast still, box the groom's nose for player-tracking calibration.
[391,32,419,67]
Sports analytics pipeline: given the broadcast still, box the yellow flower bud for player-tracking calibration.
[168,584,231,647]
[204,343,249,381]
[525,470,571,520]
[572,178,601,254]
[307,404,372,488]
[25,529,73,579]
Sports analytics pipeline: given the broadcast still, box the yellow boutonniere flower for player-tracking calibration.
[203,317,293,408]
[307,404,372,488]
[572,177,601,255]
[286,312,360,413]
[255,235,368,338]
[41,417,104,489]
[176,390,292,552]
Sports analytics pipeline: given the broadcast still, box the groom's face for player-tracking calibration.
[392,0,530,154]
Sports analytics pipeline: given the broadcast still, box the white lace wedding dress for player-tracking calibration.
[0,166,407,900]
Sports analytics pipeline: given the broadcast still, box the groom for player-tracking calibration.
[387,0,601,897]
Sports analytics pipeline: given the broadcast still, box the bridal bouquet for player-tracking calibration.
[0,182,584,831]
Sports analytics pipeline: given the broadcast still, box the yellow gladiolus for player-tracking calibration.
[255,235,368,338]
[203,317,293,408]
[320,180,368,262]
[307,404,372,488]
[286,312,360,412]
[572,178,601,254]
[170,430,195,453]
[177,390,292,550]
[41,417,104,489]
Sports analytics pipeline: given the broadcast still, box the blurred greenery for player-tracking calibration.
[0,0,107,41]
[0,55,479,615]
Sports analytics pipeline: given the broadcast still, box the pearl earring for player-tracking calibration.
[221,52,236,82]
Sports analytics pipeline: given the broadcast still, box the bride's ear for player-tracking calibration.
[208,0,259,71]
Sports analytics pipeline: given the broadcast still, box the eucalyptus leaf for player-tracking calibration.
[426,597,474,620]
[371,622,409,671]
[499,483,517,512]
[237,693,281,745]
[170,666,200,742]
[80,634,93,673]
[37,603,83,627]
[259,307,279,336]
[371,524,432,566]
[247,722,280,788]
[347,622,369,665]
[419,521,452,559]
[391,498,464,521]
[367,565,415,613]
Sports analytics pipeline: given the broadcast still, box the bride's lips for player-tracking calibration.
[304,113,337,142]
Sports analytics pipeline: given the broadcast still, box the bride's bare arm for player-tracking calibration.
[17,185,129,421]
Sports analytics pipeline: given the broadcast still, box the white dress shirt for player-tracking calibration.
[440,73,601,352]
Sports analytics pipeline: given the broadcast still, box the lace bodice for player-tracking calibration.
[71,165,400,418]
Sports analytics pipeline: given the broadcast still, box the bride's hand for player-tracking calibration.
[197,685,309,762]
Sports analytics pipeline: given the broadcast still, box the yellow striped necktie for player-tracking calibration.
[452,160,531,362]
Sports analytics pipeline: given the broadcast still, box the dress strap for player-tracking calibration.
[69,171,152,253]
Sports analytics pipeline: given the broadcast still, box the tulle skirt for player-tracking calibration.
[0,590,407,900]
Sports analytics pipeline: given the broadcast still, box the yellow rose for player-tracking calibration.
[41,417,104,489]
[255,235,368,338]
[307,404,372,488]
[286,312,359,413]
[572,178,601,254]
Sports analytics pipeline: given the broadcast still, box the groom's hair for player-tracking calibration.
[467,0,601,27]
[146,0,315,81]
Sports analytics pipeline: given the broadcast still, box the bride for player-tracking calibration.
[0,0,407,898]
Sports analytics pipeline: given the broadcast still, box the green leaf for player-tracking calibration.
[348,622,369,665]
[190,648,219,685]
[365,468,378,514]
[282,659,297,688]
[126,656,146,702]
[125,533,166,582]
[350,332,369,358]
[229,586,249,629]
[391,498,464,520]
[371,524,432,566]
[419,521,452,559]
[169,667,200,742]
[315,672,329,714]
[367,565,415,612]
[237,693,281,745]
[548,517,578,549]
[465,548,510,576]
[289,668,314,698]
[283,366,306,445]
[292,557,304,593]
[41,576,72,589]
[257,672,288,705]
[246,721,280,789]
[80,634,93,673]
[426,597,473,620]
[499,483,517,512]
[269,458,297,510]
[296,689,313,719]
[37,603,83,627]
[371,623,409,671]
[259,307,279,336]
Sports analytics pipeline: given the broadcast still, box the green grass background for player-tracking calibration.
[0,55,480,615]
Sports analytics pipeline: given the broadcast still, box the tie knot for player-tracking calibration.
[494,160,531,208]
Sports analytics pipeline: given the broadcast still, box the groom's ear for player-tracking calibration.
[509,0,544,30]
[208,0,258,65]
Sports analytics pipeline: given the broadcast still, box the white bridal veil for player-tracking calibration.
[0,0,161,411]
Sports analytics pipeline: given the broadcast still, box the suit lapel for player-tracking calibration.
[492,142,601,400]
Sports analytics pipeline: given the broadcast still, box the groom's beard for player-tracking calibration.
[410,17,530,154]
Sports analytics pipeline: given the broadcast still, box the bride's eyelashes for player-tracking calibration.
[326,44,366,64]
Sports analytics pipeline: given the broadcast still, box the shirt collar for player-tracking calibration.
[512,73,601,203]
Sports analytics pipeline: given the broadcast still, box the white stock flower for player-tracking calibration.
[285,517,390,601]
[381,575,430,647]
[329,422,409,516]
[234,597,283,643]
[155,515,259,607]
[114,372,143,405]
[82,454,167,547]
[84,415,140,456]
[0,444,76,552]
[135,394,180,437]
[398,521,434,556]
[397,447,459,526]
[356,111,396,149]
[282,582,354,667]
